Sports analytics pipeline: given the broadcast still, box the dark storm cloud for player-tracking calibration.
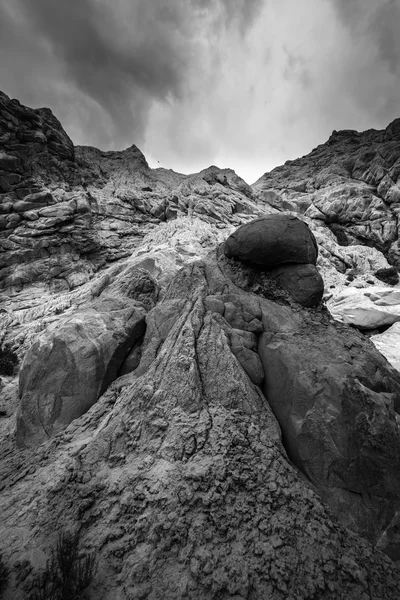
[4,0,399,185]
[0,0,263,148]
[370,1,400,75]
[330,0,400,74]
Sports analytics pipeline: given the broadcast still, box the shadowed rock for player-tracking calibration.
[257,307,400,541]
[269,263,324,307]
[223,215,323,306]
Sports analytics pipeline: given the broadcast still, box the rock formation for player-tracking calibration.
[223,215,323,307]
[16,265,157,447]
[1,91,400,598]
[223,214,318,267]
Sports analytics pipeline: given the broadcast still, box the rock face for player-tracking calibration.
[253,124,400,262]
[2,253,400,599]
[258,309,400,541]
[252,120,400,300]
[0,90,263,311]
[2,92,400,598]
[16,266,157,447]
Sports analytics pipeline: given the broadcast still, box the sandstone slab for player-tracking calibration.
[257,306,400,542]
[328,286,400,329]
[372,321,400,372]
[16,267,157,447]
[16,300,146,447]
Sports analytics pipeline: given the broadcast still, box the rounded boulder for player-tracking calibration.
[269,263,324,307]
[223,214,318,268]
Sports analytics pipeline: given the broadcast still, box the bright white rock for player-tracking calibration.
[328,286,400,329]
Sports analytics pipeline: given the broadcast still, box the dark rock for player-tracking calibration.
[269,263,324,307]
[16,267,157,447]
[0,151,21,172]
[224,215,318,267]
[257,309,400,543]
[374,266,399,286]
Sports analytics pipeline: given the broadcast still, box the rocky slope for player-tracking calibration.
[253,119,400,368]
[1,91,400,599]
[253,121,400,264]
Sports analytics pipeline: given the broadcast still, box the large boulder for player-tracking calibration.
[16,300,145,447]
[223,214,318,267]
[223,216,323,306]
[16,267,157,447]
[269,263,324,307]
[258,307,400,541]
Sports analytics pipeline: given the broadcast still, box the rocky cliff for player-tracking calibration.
[1,91,400,599]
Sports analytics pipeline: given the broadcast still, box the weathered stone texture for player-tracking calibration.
[2,92,400,599]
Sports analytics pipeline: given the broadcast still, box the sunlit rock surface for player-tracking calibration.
[328,286,400,329]
[372,321,400,372]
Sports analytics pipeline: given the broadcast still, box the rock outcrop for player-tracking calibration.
[2,251,400,599]
[16,266,157,447]
[0,90,262,317]
[223,215,323,307]
[252,121,400,299]
[2,91,400,599]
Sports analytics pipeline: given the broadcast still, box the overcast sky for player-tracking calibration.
[0,0,399,184]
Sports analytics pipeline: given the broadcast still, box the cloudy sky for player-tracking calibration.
[0,0,399,183]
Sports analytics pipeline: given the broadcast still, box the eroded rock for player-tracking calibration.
[223,215,323,306]
[3,257,400,598]
[2,91,400,599]
[16,267,157,447]
[257,309,400,541]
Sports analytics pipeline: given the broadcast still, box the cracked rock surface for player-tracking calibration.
[1,253,400,598]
